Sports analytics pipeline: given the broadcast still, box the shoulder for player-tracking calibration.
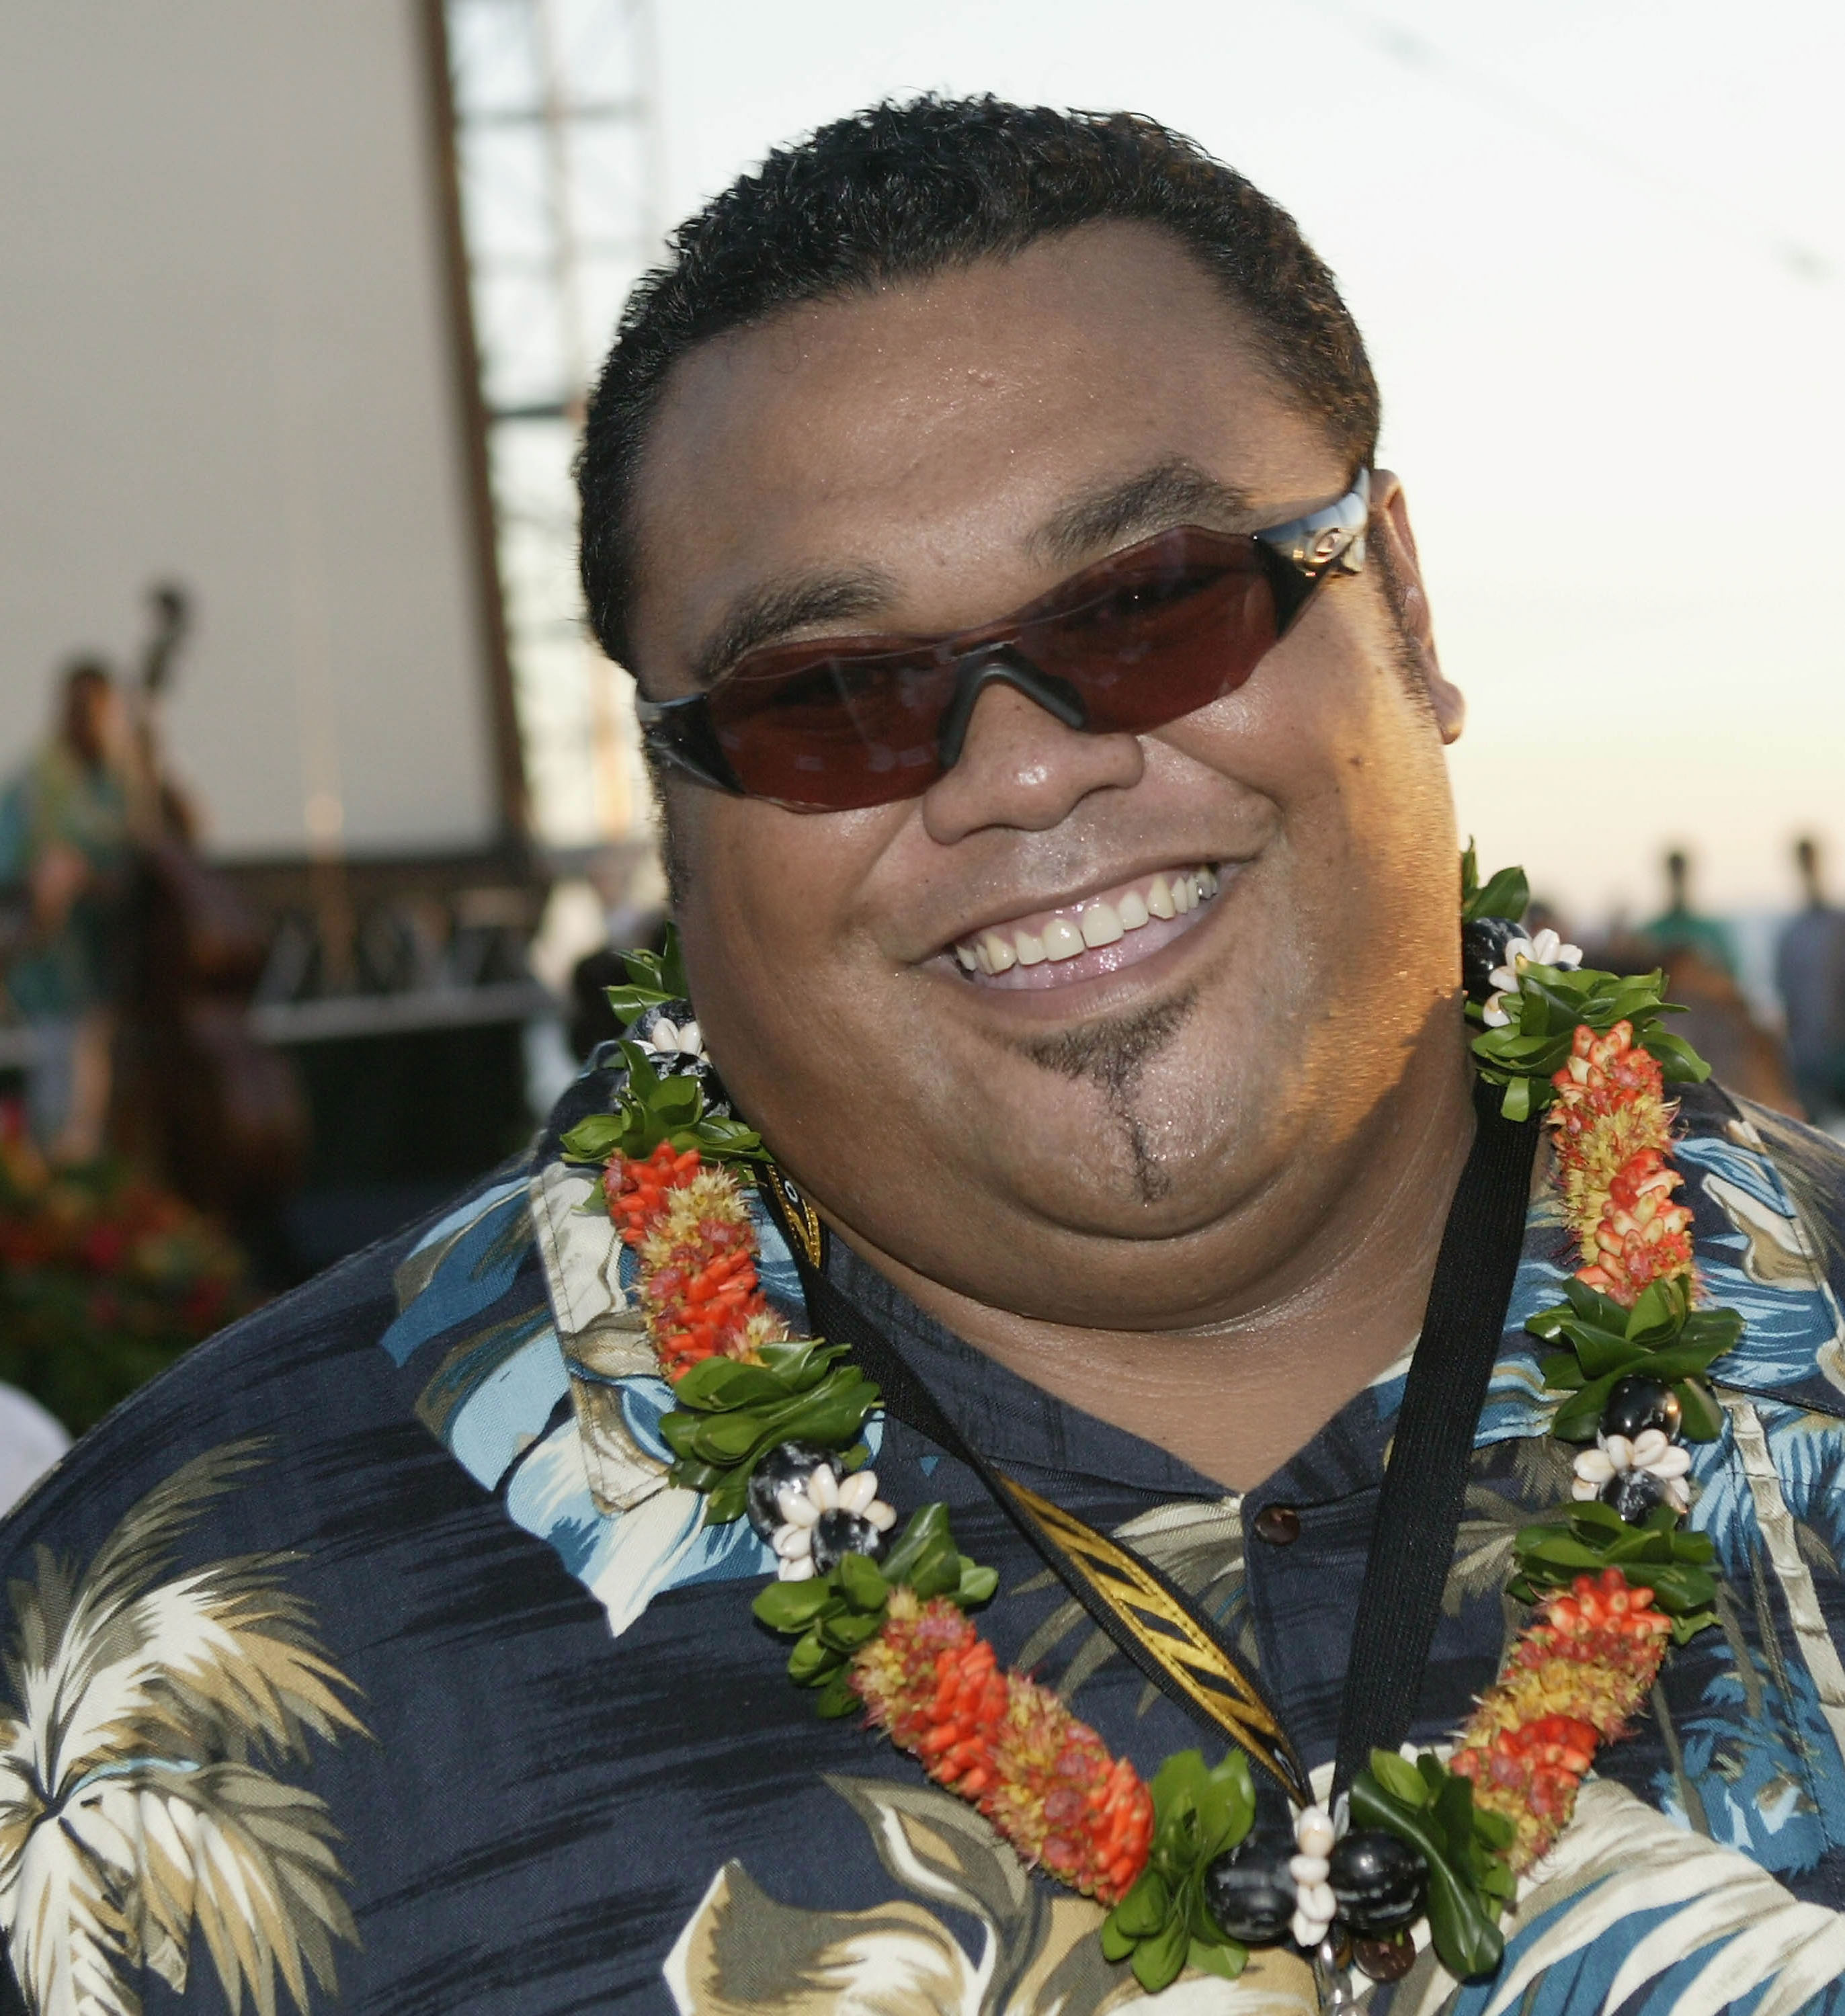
[1668,1081,1845,1406]
[0,1161,630,2016]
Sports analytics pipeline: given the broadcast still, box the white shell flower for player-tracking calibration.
[644,1016,706,1064]
[1571,1426,1692,1512]
[1488,927,1583,997]
[770,1464,899,1580]
[1290,1803,1342,1948]
[1481,991,1514,1027]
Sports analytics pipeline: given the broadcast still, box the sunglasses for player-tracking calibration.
[636,469,1370,814]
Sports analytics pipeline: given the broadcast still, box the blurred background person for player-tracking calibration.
[1589,845,1805,1116]
[0,659,153,1165]
[1776,835,1845,1126]
[1643,846,1739,978]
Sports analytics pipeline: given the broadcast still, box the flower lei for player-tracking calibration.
[561,864,1736,1996]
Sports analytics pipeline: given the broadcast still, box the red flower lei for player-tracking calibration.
[604,1135,1154,1902]
[588,926,1735,1978]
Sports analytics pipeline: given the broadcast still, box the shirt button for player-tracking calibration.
[1253,1503,1301,1546]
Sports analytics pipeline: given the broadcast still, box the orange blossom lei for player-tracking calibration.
[563,862,1737,1994]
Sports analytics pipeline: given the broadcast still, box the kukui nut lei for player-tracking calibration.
[562,862,1736,1993]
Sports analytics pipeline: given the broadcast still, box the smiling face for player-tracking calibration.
[625,221,1468,1334]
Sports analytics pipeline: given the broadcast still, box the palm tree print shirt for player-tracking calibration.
[3,1066,1845,2013]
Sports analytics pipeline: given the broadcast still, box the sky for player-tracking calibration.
[628,0,1845,929]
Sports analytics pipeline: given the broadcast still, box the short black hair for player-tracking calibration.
[577,94,1380,673]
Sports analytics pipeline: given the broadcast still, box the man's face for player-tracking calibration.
[626,222,1466,1331]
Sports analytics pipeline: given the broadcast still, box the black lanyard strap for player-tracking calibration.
[1331,1080,1539,1793]
[778,1212,1311,1808]
[757,1075,1536,1814]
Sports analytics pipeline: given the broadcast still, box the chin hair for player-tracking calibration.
[1013,991,1196,1092]
[1012,991,1198,1204]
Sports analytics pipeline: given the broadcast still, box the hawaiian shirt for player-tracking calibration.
[3,1063,1845,2015]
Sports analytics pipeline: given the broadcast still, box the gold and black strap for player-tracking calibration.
[757,1077,1537,1810]
[759,1168,1310,1806]
[993,1473,1306,1804]
[758,1162,824,1269]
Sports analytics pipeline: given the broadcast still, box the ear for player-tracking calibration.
[1369,470,1465,745]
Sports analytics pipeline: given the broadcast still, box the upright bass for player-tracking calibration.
[118,585,307,1249]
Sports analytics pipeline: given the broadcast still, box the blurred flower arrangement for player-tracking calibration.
[0,1099,249,1431]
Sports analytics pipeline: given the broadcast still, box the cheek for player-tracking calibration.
[1169,599,1449,844]
[1159,630,1458,984]
[673,798,907,1093]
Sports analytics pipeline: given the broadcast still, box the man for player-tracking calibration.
[3,97,1844,2015]
[1642,847,1740,980]
[1778,835,1845,1124]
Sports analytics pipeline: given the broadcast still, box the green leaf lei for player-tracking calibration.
[1527,1273,1736,1444]
[561,1037,768,1167]
[1461,844,1710,1121]
[573,868,1748,1988]
[1351,1751,1515,1978]
[661,1340,881,1524]
[1102,1751,1256,1991]
[753,1504,998,1718]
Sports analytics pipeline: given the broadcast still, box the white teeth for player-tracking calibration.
[1079,901,1124,948]
[952,865,1220,975]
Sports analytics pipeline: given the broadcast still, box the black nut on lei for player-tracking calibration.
[810,1509,886,1574]
[1461,916,1522,1005]
[1601,1374,1681,1443]
[1327,1829,1428,1937]
[1599,1467,1668,1523]
[1202,1834,1297,1945]
[745,1441,839,1543]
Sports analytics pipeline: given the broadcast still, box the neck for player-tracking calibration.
[831,1035,1479,1494]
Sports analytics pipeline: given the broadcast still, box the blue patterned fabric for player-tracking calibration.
[1,1066,1844,2013]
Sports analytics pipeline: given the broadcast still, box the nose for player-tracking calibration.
[934,648,1088,767]
[920,671,1145,845]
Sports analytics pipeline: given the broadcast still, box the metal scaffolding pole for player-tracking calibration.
[443,0,661,849]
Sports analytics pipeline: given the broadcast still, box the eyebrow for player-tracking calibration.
[685,458,1258,686]
[690,565,900,687]
[1032,460,1260,566]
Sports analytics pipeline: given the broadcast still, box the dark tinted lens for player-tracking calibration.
[697,527,1292,810]
[707,644,958,810]
[1024,534,1279,733]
